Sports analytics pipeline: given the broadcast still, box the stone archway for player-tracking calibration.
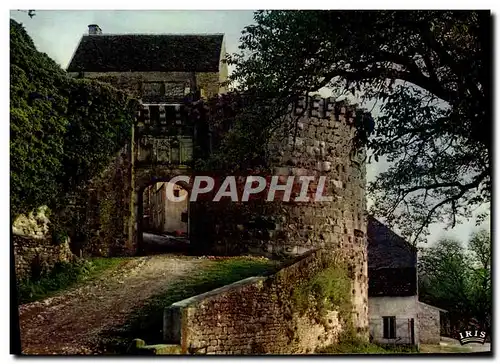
[132,167,193,254]
[131,99,200,254]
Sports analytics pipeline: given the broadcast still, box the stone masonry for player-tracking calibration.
[12,206,75,281]
[69,70,226,101]
[164,249,348,354]
[50,92,369,348]
[13,236,74,281]
[190,96,369,335]
[12,206,51,239]
[418,301,442,344]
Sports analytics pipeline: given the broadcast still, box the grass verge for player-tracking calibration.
[99,256,281,353]
[17,257,129,304]
[317,340,419,354]
[419,344,476,353]
[317,330,419,355]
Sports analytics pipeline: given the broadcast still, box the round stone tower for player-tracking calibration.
[265,95,368,334]
[190,95,368,335]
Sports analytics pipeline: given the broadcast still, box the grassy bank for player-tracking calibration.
[317,328,419,354]
[17,257,129,304]
[99,256,281,353]
[317,339,419,354]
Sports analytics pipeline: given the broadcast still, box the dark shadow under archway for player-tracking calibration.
[136,177,192,256]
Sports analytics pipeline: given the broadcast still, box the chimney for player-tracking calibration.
[88,24,102,35]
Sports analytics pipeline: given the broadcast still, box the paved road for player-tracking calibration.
[18,255,205,355]
[420,336,491,354]
[143,232,177,244]
[142,232,190,254]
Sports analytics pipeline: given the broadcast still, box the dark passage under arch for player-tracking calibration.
[136,177,192,255]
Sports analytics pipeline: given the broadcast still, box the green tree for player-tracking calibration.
[230,10,491,243]
[418,238,470,314]
[467,229,491,328]
[10,19,136,217]
[10,18,70,215]
[418,230,491,331]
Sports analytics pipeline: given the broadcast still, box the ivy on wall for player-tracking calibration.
[10,19,138,217]
[292,263,352,323]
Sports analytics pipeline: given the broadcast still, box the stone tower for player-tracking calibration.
[191,94,369,335]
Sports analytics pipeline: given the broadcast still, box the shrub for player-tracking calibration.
[292,263,352,320]
[10,19,137,218]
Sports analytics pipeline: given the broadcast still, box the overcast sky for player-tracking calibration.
[10,10,490,246]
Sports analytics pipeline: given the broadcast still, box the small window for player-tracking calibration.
[164,105,177,123]
[143,82,164,97]
[170,139,180,164]
[173,189,180,198]
[149,105,160,125]
[383,316,396,339]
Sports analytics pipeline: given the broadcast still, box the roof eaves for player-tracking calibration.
[66,34,84,72]
[368,215,417,253]
[81,33,224,37]
[418,301,448,312]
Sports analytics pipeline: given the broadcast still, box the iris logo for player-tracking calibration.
[458,330,487,345]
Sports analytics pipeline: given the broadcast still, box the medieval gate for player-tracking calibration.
[131,89,208,253]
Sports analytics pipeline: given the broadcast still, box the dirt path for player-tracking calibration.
[18,255,206,355]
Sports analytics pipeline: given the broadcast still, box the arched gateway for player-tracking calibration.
[65,26,228,256]
[65,24,369,343]
[131,99,201,253]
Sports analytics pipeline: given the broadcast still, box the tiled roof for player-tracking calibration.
[418,301,448,312]
[367,216,417,269]
[367,216,418,296]
[67,34,224,73]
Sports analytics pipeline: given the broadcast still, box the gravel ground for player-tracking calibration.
[18,255,205,355]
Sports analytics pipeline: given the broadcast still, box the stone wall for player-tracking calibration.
[65,145,135,257]
[417,302,441,344]
[13,235,74,281]
[77,71,225,99]
[195,72,223,98]
[92,144,135,256]
[13,206,75,280]
[163,249,350,354]
[190,97,369,335]
[368,295,420,345]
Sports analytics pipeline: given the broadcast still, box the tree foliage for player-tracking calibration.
[418,230,491,332]
[230,10,491,243]
[187,91,298,175]
[10,19,137,217]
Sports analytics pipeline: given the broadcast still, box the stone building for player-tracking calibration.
[163,183,189,234]
[190,95,370,337]
[66,26,370,348]
[367,216,446,346]
[417,301,447,344]
[367,216,419,345]
[66,24,227,254]
[143,182,188,235]
[67,24,228,99]
[159,96,371,353]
